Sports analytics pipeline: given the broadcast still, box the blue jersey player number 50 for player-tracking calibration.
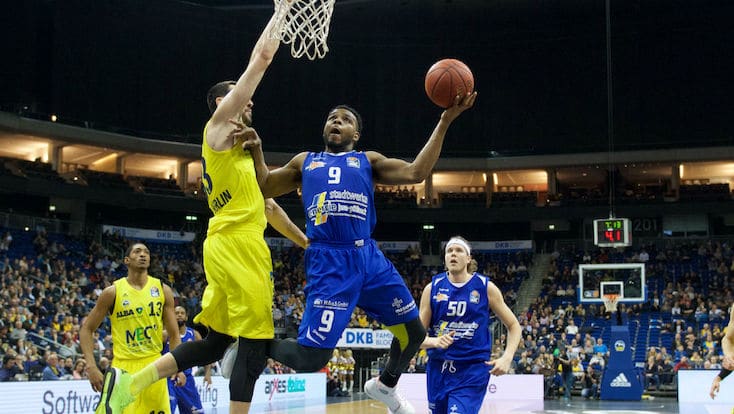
[447,301,467,317]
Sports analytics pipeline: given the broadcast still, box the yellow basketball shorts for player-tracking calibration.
[113,355,170,414]
[195,231,274,339]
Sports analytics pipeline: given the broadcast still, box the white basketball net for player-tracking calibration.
[603,295,619,313]
[272,0,335,60]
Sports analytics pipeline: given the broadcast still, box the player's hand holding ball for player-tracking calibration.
[425,58,478,122]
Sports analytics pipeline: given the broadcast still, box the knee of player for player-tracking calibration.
[405,318,427,343]
[307,349,334,372]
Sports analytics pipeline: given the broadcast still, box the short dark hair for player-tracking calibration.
[124,242,146,258]
[331,104,363,133]
[206,81,236,114]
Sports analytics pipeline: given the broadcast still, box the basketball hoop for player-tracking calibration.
[603,294,619,313]
[272,0,336,60]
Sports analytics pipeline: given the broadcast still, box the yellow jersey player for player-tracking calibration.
[80,243,181,414]
[90,4,308,414]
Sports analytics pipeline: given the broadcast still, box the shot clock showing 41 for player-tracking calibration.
[593,218,632,247]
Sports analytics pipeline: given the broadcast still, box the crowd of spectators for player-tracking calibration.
[512,240,734,398]
[1,223,732,403]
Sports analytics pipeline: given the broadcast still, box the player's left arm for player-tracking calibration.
[162,284,186,386]
[418,283,454,349]
[369,92,477,185]
[486,281,521,376]
[722,305,734,369]
[162,285,180,350]
[193,329,213,387]
[713,305,734,398]
[265,198,308,248]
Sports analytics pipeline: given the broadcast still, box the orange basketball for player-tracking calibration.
[424,58,475,108]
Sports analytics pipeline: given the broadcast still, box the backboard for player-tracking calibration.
[578,263,646,304]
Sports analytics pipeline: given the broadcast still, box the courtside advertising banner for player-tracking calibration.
[0,373,325,413]
[102,225,195,243]
[678,369,734,414]
[335,328,394,349]
[251,372,326,405]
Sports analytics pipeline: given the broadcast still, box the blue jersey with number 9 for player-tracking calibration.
[301,151,376,242]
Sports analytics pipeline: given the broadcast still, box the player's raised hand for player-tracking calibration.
[228,120,262,151]
[442,92,478,123]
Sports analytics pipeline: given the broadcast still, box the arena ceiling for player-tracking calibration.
[3,0,733,157]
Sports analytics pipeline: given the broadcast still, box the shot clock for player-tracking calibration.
[593,218,631,247]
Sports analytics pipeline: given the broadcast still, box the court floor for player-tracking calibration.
[224,394,734,414]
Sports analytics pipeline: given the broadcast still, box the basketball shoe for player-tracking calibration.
[95,367,135,414]
[220,339,238,379]
[364,377,415,414]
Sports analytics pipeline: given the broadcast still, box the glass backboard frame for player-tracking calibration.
[578,263,646,304]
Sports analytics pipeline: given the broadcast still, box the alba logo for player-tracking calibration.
[614,340,626,352]
[610,373,632,387]
[116,309,134,318]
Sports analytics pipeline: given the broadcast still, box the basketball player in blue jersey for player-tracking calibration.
[249,92,476,413]
[419,236,521,414]
[163,306,211,414]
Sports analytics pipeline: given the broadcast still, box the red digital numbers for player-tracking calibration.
[604,229,621,242]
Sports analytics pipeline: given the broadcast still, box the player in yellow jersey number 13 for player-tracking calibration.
[80,243,183,414]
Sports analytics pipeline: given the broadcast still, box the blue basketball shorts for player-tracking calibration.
[168,374,204,414]
[298,238,419,348]
[426,359,490,414]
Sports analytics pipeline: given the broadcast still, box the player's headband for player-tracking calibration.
[445,237,471,255]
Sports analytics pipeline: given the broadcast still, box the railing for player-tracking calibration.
[26,332,78,358]
[0,211,86,236]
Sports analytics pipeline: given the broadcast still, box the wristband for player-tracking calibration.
[718,368,732,380]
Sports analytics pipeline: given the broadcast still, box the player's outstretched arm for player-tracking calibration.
[370,92,477,185]
[265,198,308,248]
[486,281,521,376]
[207,5,291,150]
[252,151,307,199]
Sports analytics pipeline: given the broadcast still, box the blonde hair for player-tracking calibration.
[468,259,478,273]
[445,235,477,273]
